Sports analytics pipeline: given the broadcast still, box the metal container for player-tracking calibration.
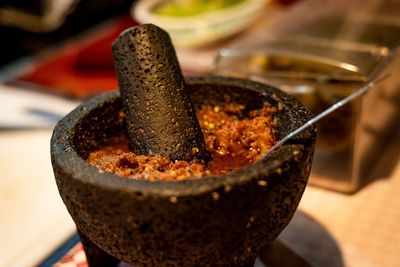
[215,0,400,193]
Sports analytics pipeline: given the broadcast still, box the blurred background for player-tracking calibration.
[0,0,132,67]
[0,0,399,266]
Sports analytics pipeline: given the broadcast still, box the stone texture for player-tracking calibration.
[51,76,316,267]
[112,24,208,162]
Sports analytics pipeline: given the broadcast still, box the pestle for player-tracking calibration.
[112,24,208,162]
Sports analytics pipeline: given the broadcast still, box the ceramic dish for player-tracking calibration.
[132,0,269,47]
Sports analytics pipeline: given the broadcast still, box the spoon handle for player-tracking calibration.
[265,73,391,156]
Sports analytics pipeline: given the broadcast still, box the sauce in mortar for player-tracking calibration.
[88,102,277,180]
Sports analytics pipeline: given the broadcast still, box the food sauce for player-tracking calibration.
[88,102,277,180]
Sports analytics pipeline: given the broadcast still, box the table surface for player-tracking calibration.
[281,126,400,267]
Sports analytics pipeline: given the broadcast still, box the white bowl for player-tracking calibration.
[132,0,269,48]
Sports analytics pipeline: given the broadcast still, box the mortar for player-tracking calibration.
[51,76,316,266]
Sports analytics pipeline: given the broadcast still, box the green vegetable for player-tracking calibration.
[153,0,246,17]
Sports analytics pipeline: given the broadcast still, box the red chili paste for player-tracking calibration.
[88,102,277,180]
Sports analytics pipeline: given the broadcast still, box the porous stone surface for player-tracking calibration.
[51,76,316,267]
[112,24,208,162]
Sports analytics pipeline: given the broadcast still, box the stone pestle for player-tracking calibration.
[112,24,209,162]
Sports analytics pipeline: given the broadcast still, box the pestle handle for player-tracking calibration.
[112,24,208,162]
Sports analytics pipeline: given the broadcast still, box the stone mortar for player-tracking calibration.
[51,76,316,267]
